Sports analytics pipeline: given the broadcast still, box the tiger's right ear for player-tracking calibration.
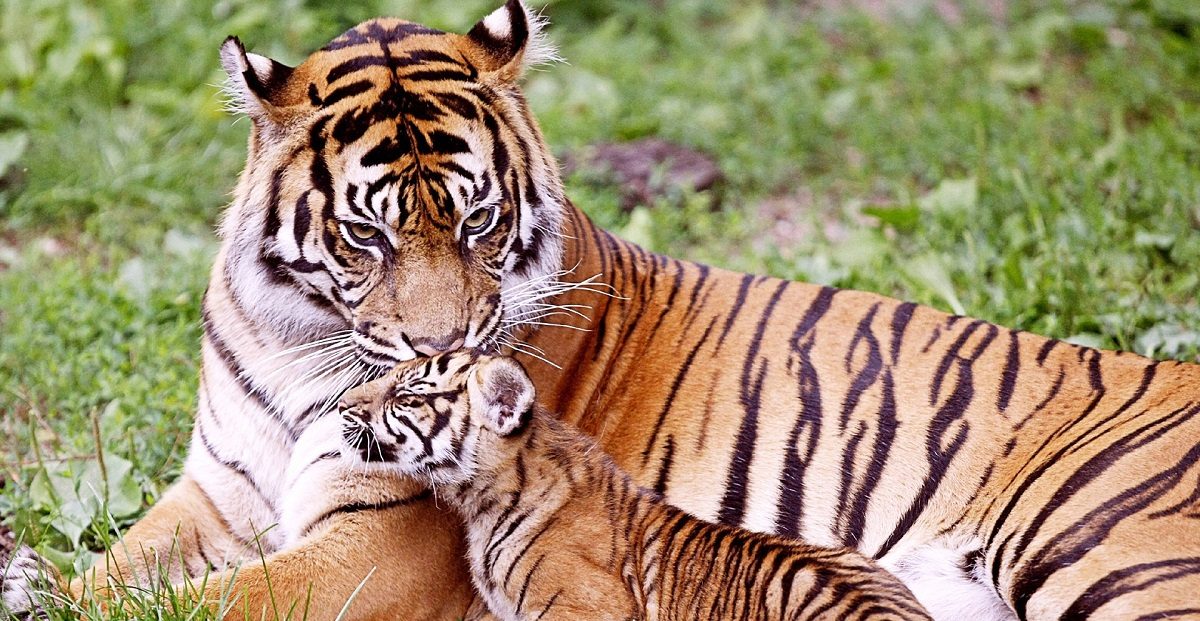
[460,0,560,83]
[468,357,535,437]
[219,36,297,126]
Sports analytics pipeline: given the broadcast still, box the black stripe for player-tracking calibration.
[193,477,254,547]
[849,368,896,552]
[196,421,275,513]
[321,79,374,108]
[653,436,676,496]
[325,56,388,84]
[401,68,475,83]
[773,286,838,537]
[839,303,883,430]
[877,322,995,559]
[718,280,790,527]
[300,490,432,539]
[888,301,917,363]
[641,317,717,465]
[715,274,755,348]
[322,22,442,52]
[1062,558,1200,619]
[998,330,1021,412]
[200,303,298,443]
[515,553,546,614]
[1035,337,1060,365]
[1008,402,1200,618]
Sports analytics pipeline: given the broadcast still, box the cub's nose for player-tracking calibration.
[411,331,466,357]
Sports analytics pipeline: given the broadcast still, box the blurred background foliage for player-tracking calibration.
[1,0,1199,578]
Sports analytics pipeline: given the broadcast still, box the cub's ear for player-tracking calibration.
[219,36,300,126]
[468,356,535,437]
[460,0,560,82]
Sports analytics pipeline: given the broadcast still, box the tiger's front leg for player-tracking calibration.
[29,472,474,620]
[193,491,475,621]
[65,474,249,601]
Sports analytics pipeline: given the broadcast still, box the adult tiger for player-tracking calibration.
[6,1,1199,620]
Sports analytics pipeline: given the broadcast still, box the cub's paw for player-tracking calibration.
[1,546,56,619]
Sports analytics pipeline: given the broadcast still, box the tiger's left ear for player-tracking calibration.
[468,357,535,437]
[460,0,560,83]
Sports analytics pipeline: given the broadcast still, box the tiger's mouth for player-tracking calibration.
[350,325,474,366]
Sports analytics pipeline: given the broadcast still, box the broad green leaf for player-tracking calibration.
[28,453,143,546]
[1133,230,1174,250]
[862,204,920,232]
[1137,323,1200,359]
[906,254,966,316]
[1065,333,1106,350]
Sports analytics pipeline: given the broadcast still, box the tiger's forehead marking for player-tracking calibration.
[303,19,498,231]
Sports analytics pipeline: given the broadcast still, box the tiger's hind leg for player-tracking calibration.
[1001,510,1200,620]
[987,397,1200,620]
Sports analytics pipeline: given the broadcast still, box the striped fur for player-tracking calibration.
[8,2,1199,620]
[338,352,933,621]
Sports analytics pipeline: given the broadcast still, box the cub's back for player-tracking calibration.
[639,502,933,620]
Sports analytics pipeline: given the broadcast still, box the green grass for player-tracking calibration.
[3,0,1200,617]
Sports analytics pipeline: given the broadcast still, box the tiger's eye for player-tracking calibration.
[347,222,378,242]
[462,208,493,235]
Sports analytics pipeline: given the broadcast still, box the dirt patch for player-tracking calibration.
[564,138,724,211]
[0,521,14,560]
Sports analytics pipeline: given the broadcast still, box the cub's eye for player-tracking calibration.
[345,222,380,244]
[462,207,494,237]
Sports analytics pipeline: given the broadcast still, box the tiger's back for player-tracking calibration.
[640,496,932,621]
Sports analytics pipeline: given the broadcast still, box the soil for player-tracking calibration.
[0,521,14,560]
[564,138,724,211]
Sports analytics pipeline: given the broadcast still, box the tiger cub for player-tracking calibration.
[338,352,932,621]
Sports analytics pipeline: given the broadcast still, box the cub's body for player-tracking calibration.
[338,353,932,621]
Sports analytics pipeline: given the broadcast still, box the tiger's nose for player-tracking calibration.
[411,332,466,356]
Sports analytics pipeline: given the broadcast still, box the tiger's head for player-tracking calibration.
[219,1,564,363]
[338,351,534,485]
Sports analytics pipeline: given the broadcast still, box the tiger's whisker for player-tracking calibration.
[501,320,591,333]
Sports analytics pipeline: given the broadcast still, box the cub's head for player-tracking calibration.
[220,1,564,362]
[339,351,534,484]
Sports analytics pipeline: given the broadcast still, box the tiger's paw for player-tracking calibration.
[1,546,56,620]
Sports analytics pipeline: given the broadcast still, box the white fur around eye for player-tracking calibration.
[338,221,387,256]
[460,196,501,244]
